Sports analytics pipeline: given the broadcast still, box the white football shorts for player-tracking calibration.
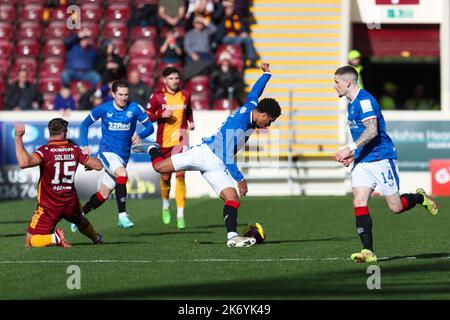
[171,143,236,195]
[351,159,400,196]
[99,152,128,190]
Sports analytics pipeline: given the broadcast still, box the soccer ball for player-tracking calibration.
[243,222,266,244]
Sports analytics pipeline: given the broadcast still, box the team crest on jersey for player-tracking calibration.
[126,111,133,118]
[240,107,247,113]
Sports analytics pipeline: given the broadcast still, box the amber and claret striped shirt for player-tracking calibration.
[32,139,88,208]
[146,87,194,148]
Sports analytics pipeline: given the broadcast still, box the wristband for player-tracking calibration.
[348,142,357,152]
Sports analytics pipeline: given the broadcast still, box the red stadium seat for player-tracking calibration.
[45,21,69,39]
[42,93,56,110]
[17,21,43,39]
[19,0,44,3]
[134,0,158,5]
[102,22,128,39]
[128,57,155,74]
[190,94,210,110]
[12,57,37,79]
[130,26,157,42]
[0,58,8,75]
[216,44,243,60]
[42,39,65,57]
[20,4,43,21]
[15,40,39,57]
[105,3,131,21]
[0,0,18,4]
[77,0,99,4]
[0,77,5,93]
[129,39,156,58]
[0,4,16,22]
[186,75,210,95]
[0,40,12,58]
[79,21,99,38]
[80,3,102,21]
[48,6,67,21]
[0,22,13,40]
[40,57,64,77]
[110,39,127,58]
[212,98,239,111]
[39,76,61,94]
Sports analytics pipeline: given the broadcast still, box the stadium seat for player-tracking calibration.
[77,0,99,4]
[0,22,13,40]
[15,40,39,57]
[160,26,185,39]
[42,93,56,110]
[0,77,5,93]
[128,57,155,74]
[42,39,65,57]
[0,4,16,22]
[0,94,4,110]
[0,58,8,76]
[69,80,92,95]
[130,26,157,42]
[0,40,12,58]
[129,39,156,58]
[79,21,99,38]
[19,0,44,3]
[17,21,43,39]
[20,4,43,21]
[190,94,210,110]
[212,98,239,111]
[45,21,69,39]
[134,0,158,5]
[80,3,102,21]
[105,3,131,21]
[40,57,64,77]
[110,39,127,58]
[103,22,128,39]
[0,0,18,4]
[216,44,243,60]
[39,76,61,94]
[48,6,67,21]
[11,58,37,80]
[186,75,210,95]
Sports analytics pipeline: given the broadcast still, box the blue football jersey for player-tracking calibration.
[203,72,271,182]
[348,89,397,163]
[83,101,150,162]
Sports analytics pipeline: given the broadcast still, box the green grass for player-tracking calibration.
[0,196,449,299]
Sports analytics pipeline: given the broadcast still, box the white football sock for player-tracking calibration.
[51,233,59,244]
[227,232,238,240]
[177,207,184,218]
[118,212,128,219]
[162,198,170,210]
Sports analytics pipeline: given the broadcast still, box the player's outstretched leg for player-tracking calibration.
[115,176,134,228]
[72,191,107,232]
[160,174,172,225]
[77,217,104,244]
[175,172,186,230]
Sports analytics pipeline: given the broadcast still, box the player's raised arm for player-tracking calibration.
[79,105,103,152]
[14,122,41,169]
[245,62,272,105]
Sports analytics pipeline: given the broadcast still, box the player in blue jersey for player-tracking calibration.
[133,62,281,247]
[333,66,438,263]
[74,80,154,230]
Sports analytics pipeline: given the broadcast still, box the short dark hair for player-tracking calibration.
[162,66,180,78]
[112,80,130,93]
[256,98,281,119]
[48,118,68,136]
[335,65,358,82]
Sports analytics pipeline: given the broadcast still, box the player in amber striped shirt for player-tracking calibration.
[14,118,104,248]
[146,67,194,229]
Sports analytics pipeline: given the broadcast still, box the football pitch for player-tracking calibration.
[0,196,449,300]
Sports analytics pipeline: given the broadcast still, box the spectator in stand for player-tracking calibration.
[128,70,153,107]
[185,0,215,30]
[158,0,186,29]
[380,81,400,110]
[210,51,244,105]
[184,16,216,64]
[160,28,184,64]
[348,49,364,89]
[130,1,159,27]
[4,69,42,111]
[404,84,440,110]
[61,30,101,90]
[216,0,257,68]
[54,86,75,116]
[96,39,126,85]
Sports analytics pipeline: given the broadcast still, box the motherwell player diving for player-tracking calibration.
[147,67,195,229]
[14,118,104,248]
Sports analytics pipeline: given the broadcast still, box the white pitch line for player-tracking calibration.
[0,256,449,264]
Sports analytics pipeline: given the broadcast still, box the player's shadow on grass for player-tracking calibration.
[379,252,450,262]
[198,236,354,245]
[73,241,151,246]
[131,231,214,237]
[192,223,247,229]
[0,220,29,225]
[58,260,450,299]
[0,233,23,238]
